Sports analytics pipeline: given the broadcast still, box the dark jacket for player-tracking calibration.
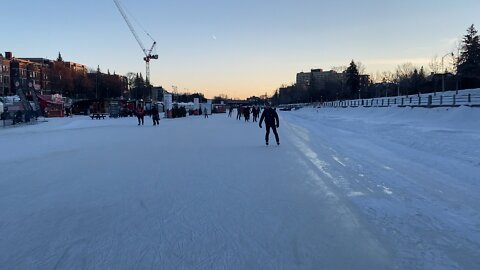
[151,106,159,118]
[136,107,145,117]
[151,106,159,115]
[259,107,279,127]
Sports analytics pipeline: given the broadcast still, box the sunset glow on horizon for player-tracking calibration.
[2,0,479,99]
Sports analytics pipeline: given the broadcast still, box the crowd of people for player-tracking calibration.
[230,105,261,122]
[132,101,280,146]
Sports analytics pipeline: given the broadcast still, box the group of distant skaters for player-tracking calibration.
[134,100,160,126]
[132,100,280,146]
[228,103,280,146]
[133,101,209,126]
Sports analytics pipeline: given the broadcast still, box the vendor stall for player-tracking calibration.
[38,94,64,117]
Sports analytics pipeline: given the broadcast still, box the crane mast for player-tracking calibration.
[113,0,158,86]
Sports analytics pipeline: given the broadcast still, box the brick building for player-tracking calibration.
[2,51,127,99]
[0,53,11,96]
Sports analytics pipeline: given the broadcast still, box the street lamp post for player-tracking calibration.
[95,69,98,99]
[441,52,453,92]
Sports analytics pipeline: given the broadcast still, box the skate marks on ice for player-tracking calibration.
[280,110,480,270]
[282,121,379,198]
[279,121,394,269]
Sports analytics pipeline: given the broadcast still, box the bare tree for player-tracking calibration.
[429,55,441,74]
[331,66,347,73]
[125,72,136,90]
[369,71,384,83]
[452,40,462,74]
[396,63,415,79]
[217,93,229,100]
[381,71,395,83]
[356,61,366,75]
[446,51,457,73]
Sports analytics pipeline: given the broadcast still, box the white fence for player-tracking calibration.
[321,89,480,108]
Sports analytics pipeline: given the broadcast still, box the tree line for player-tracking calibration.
[271,24,480,105]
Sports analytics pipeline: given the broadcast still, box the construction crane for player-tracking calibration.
[113,0,158,86]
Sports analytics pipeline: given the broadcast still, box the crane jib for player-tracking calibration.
[113,0,158,85]
[112,0,157,56]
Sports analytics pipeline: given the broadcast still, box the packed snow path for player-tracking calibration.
[0,108,479,270]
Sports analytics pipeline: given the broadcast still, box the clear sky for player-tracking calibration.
[2,0,479,99]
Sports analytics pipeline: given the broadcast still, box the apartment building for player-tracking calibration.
[0,53,11,96]
[7,52,47,95]
[297,69,345,89]
[296,72,311,86]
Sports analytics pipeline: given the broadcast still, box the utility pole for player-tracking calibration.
[96,66,99,99]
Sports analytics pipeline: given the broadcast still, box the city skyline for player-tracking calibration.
[2,0,479,99]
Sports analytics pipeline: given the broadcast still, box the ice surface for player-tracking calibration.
[0,107,479,269]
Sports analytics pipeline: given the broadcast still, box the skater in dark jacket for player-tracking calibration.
[252,106,258,122]
[259,104,280,145]
[152,104,160,125]
[243,106,250,122]
[236,106,242,120]
[135,103,145,125]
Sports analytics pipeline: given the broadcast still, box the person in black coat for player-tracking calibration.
[243,106,250,122]
[152,104,160,125]
[259,104,280,145]
[236,106,242,120]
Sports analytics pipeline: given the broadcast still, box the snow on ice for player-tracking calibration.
[0,105,479,269]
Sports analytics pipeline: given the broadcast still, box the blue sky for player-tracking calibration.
[2,0,479,98]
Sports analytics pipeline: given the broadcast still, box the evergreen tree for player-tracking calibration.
[130,73,147,99]
[458,24,480,87]
[271,90,279,105]
[410,68,418,94]
[135,73,146,89]
[418,66,428,93]
[419,66,426,78]
[346,60,360,98]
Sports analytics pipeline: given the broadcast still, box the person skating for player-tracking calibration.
[228,106,233,117]
[204,107,209,118]
[259,103,280,145]
[252,106,258,122]
[135,102,145,125]
[152,104,160,125]
[243,106,250,122]
[236,106,242,120]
